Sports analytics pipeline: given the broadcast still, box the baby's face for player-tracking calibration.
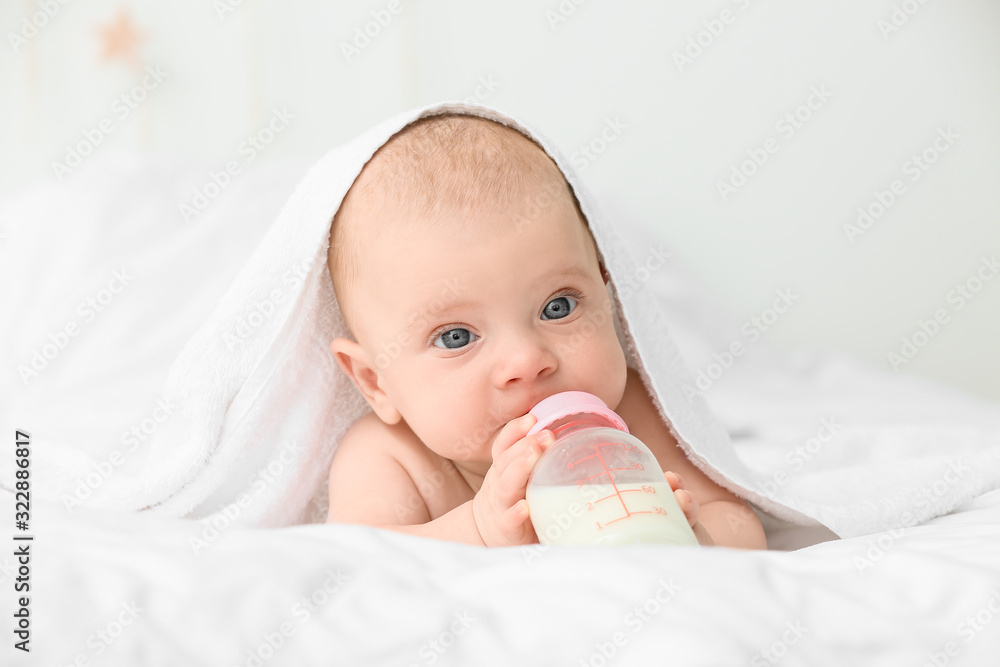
[346,177,628,477]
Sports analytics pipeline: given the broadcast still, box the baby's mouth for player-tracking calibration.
[514,392,558,422]
[484,391,559,445]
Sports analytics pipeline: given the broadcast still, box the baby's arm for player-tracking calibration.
[326,415,477,543]
[327,412,551,547]
[614,367,767,549]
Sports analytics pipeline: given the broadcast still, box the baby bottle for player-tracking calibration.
[525,391,699,547]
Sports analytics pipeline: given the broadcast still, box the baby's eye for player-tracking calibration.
[433,327,478,350]
[541,295,578,320]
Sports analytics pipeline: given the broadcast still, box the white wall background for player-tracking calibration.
[2,0,998,403]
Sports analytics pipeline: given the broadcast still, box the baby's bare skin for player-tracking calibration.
[325,114,765,549]
[329,366,764,548]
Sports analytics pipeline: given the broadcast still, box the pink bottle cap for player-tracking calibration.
[527,391,629,435]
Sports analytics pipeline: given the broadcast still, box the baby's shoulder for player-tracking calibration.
[334,412,471,516]
[336,411,423,463]
[615,365,674,445]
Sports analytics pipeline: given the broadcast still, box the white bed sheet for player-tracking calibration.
[9,489,1000,667]
[3,153,1000,666]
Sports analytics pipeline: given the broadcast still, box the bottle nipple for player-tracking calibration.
[527,391,629,435]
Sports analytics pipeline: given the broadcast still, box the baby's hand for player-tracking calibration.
[471,413,554,547]
[665,471,699,529]
[665,471,714,546]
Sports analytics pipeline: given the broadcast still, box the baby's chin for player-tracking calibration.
[430,431,492,471]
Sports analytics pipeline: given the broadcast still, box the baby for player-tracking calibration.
[324,113,765,549]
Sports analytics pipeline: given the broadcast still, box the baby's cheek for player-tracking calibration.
[450,430,477,460]
[600,339,629,405]
[441,420,490,462]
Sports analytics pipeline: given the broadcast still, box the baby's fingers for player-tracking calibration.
[665,471,698,526]
[491,413,537,461]
[674,489,699,527]
[664,471,684,492]
[493,430,554,504]
[498,500,534,534]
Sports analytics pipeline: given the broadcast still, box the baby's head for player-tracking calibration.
[328,113,628,474]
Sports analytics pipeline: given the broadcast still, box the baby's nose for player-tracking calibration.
[492,333,558,387]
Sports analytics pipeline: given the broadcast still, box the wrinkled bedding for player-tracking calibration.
[3,149,1000,666]
[12,489,1000,666]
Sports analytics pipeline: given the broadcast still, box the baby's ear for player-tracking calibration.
[329,338,402,425]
